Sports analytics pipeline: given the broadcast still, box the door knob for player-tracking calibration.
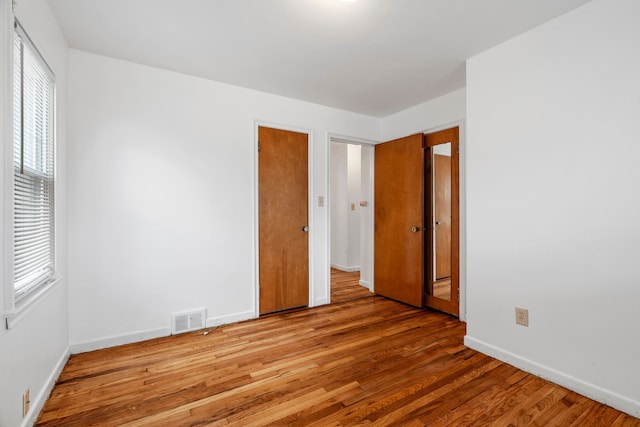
[435,221,441,225]
[301,226,309,232]
[411,226,420,232]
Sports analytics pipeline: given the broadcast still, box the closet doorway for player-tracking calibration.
[374,127,459,317]
[258,126,309,315]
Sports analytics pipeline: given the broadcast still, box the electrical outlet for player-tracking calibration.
[23,389,30,417]
[515,307,529,327]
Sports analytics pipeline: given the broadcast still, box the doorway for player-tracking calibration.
[373,127,460,317]
[329,139,374,301]
[258,126,310,315]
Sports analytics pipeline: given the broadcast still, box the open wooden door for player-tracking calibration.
[425,127,459,316]
[374,134,425,307]
[258,126,309,315]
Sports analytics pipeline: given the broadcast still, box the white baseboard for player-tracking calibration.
[69,310,260,354]
[207,310,255,327]
[313,297,329,307]
[464,336,640,418]
[331,264,360,273]
[358,279,371,291]
[24,347,70,427]
[70,327,171,354]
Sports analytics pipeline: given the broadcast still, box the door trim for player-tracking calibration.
[254,121,313,318]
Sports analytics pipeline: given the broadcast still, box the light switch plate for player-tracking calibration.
[318,196,324,207]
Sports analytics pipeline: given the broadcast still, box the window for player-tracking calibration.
[12,20,56,303]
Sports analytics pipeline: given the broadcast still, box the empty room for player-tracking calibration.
[1,0,639,426]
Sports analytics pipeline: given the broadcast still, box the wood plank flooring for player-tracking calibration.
[330,268,372,304]
[37,271,639,426]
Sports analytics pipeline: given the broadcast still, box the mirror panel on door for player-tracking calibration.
[424,127,459,317]
[432,142,452,301]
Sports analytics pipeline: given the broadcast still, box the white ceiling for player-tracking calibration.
[47,0,591,117]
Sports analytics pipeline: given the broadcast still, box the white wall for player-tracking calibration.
[359,145,374,289]
[330,142,348,269]
[381,88,466,142]
[0,0,69,426]
[67,50,380,349]
[465,0,640,417]
[347,144,362,269]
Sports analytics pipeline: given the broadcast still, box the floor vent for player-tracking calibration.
[171,308,206,334]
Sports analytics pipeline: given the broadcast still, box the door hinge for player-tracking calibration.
[456,142,460,154]
[257,142,261,152]
[12,0,16,14]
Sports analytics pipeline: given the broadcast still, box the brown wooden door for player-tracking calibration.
[434,154,451,279]
[258,126,309,315]
[425,127,459,317]
[374,133,424,307]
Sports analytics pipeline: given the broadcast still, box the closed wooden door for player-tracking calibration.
[434,154,451,279]
[258,126,309,315]
[374,134,424,307]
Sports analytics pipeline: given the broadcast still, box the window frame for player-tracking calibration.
[5,18,58,321]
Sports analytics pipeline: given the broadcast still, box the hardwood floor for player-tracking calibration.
[37,272,639,426]
[330,268,372,304]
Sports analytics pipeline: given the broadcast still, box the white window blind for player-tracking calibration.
[12,21,56,303]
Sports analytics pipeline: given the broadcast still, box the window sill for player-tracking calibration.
[4,276,63,329]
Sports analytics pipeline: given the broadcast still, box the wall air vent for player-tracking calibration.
[171,308,207,334]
